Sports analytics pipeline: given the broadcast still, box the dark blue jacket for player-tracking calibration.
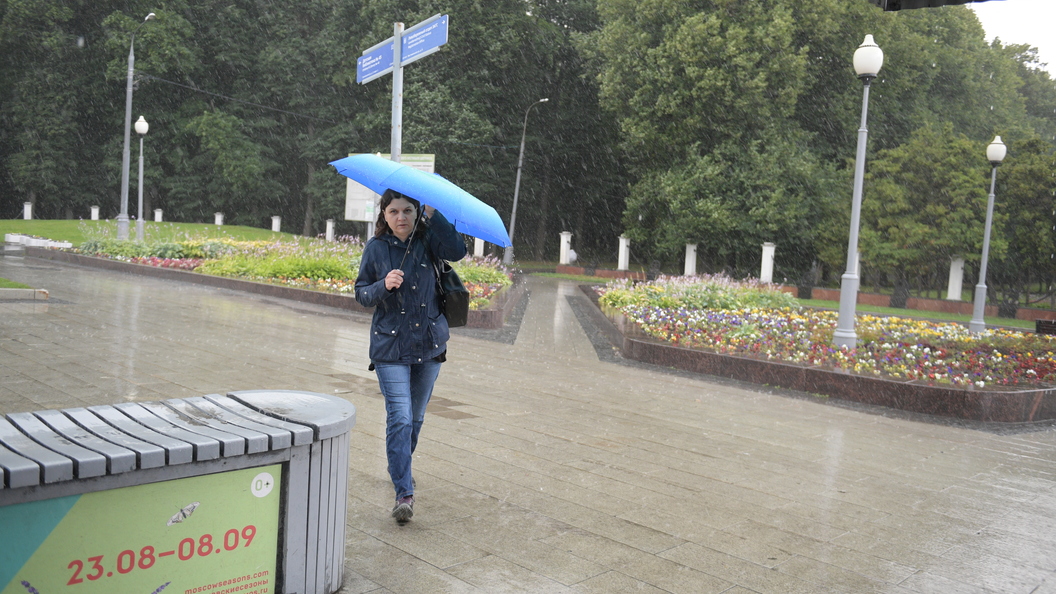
[354,211,467,365]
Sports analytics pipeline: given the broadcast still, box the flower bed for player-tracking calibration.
[75,236,512,310]
[600,275,1056,389]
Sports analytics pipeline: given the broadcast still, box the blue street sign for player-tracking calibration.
[357,43,394,84]
[357,14,448,84]
[401,15,448,67]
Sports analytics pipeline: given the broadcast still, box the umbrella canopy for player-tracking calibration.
[329,153,512,247]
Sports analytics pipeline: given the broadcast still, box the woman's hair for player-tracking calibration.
[374,189,424,239]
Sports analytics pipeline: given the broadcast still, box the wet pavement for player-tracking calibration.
[3,254,1056,593]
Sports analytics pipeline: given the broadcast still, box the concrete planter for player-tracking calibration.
[581,285,1056,424]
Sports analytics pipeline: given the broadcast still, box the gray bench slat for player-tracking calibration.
[139,402,246,457]
[0,417,70,484]
[206,395,314,447]
[189,396,292,450]
[6,413,105,479]
[162,399,267,454]
[63,408,166,469]
[88,405,194,465]
[35,410,137,474]
[0,440,41,489]
[113,403,221,461]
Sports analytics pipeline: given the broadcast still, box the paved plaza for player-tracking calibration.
[3,254,1056,593]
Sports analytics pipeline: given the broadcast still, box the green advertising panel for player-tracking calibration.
[0,465,281,594]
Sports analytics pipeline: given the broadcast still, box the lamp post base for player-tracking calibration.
[969,283,988,333]
[833,271,860,350]
[117,215,130,241]
[503,246,514,265]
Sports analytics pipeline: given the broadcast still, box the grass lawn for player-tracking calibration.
[800,298,1033,330]
[0,219,298,246]
[0,277,31,289]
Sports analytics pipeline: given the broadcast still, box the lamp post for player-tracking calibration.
[135,116,149,242]
[118,12,156,240]
[503,97,549,265]
[833,35,884,350]
[969,136,1007,333]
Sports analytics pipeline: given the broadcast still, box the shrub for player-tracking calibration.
[599,274,799,311]
[149,242,186,259]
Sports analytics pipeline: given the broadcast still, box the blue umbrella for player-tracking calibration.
[329,153,512,247]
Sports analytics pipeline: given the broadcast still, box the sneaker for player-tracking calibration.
[392,495,414,522]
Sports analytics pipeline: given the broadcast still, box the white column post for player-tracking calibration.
[326,219,335,241]
[684,244,697,276]
[474,238,484,258]
[91,206,100,221]
[154,209,162,222]
[618,235,630,271]
[761,242,776,283]
[23,202,32,220]
[946,257,965,301]
[271,216,281,232]
[559,232,573,265]
[214,213,224,226]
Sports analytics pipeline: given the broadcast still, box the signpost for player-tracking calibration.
[355,14,449,165]
[353,15,448,236]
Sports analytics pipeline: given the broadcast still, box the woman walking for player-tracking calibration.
[354,189,467,522]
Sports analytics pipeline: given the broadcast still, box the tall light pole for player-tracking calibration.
[503,97,549,265]
[135,116,149,242]
[118,12,156,240]
[969,136,1007,333]
[833,35,884,350]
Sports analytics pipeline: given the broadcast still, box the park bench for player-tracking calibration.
[1037,319,1056,335]
[0,390,355,594]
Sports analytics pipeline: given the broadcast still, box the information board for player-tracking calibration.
[0,465,282,594]
[344,154,435,222]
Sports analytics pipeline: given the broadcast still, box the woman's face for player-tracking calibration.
[383,197,416,241]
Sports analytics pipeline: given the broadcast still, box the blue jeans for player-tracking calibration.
[374,361,441,500]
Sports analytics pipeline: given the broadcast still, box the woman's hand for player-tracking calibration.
[384,269,405,291]
[424,205,435,219]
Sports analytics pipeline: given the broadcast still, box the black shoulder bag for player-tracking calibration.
[427,244,470,328]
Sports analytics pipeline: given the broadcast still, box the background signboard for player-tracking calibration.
[0,465,282,594]
[344,154,435,222]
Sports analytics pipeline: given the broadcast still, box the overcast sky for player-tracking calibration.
[970,0,1054,72]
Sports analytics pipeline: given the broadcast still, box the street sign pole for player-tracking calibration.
[356,14,448,230]
[391,22,404,164]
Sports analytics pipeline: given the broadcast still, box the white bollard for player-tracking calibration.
[761,242,776,283]
[326,219,335,241]
[946,256,965,301]
[272,216,281,232]
[214,212,224,226]
[618,236,630,271]
[154,209,163,222]
[23,202,32,220]
[559,232,573,265]
[684,244,697,276]
[91,206,100,221]
[474,237,484,257]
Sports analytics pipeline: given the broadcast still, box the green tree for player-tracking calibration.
[859,123,992,306]
[988,137,1056,316]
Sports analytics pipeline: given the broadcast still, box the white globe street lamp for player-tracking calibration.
[118,12,156,240]
[833,35,884,350]
[968,135,1007,333]
[503,97,549,265]
[135,116,149,242]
